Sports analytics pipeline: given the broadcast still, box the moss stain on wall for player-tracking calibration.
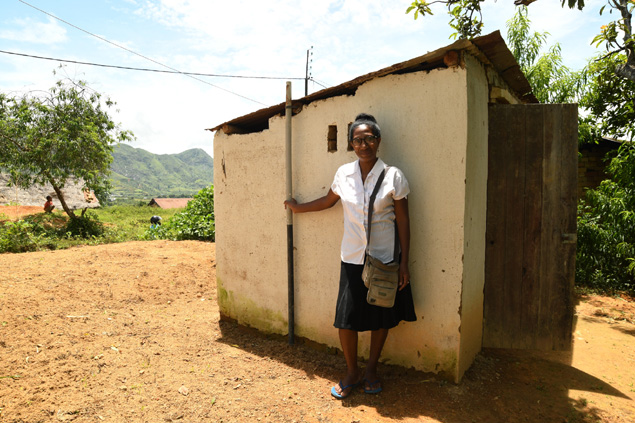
[413,347,459,381]
[216,277,287,334]
[216,277,230,316]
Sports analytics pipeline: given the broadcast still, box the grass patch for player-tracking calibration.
[0,205,185,253]
[93,205,183,240]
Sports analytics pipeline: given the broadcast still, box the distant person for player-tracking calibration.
[44,196,55,213]
[150,215,162,229]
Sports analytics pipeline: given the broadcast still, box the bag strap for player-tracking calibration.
[366,168,399,263]
[366,168,385,248]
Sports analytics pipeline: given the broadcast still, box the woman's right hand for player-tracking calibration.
[283,190,340,214]
[284,198,298,213]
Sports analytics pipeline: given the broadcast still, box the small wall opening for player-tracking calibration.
[327,125,337,152]
[347,122,353,151]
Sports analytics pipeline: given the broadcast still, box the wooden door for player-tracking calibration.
[483,104,578,350]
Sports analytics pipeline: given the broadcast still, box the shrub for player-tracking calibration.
[576,143,635,294]
[0,220,45,253]
[62,211,105,238]
[0,195,211,254]
[145,186,215,241]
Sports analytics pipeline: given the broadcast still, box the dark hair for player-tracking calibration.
[46,195,52,201]
[349,113,381,141]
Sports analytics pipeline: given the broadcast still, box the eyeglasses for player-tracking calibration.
[351,135,378,146]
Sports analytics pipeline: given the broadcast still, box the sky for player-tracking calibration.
[0,0,614,158]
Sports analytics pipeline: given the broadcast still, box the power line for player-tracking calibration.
[0,49,306,80]
[1,48,330,94]
[310,78,329,89]
[17,0,267,105]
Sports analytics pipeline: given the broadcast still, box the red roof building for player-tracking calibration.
[148,198,192,209]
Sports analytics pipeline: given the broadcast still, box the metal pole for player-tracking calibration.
[305,50,309,96]
[285,81,295,345]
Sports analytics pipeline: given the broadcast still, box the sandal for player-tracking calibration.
[363,378,382,394]
[330,380,360,399]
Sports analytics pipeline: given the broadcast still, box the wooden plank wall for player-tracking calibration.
[483,104,577,350]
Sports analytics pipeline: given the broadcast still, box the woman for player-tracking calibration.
[284,113,416,399]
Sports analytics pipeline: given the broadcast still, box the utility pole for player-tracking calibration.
[305,46,313,96]
[285,82,294,345]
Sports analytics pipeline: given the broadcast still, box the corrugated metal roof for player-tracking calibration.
[148,198,192,209]
[208,31,537,135]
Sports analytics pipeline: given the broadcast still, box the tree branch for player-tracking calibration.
[0,132,30,153]
[613,0,632,44]
[597,45,628,61]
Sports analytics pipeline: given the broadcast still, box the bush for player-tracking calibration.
[0,193,212,255]
[0,220,45,253]
[62,211,105,238]
[576,143,635,294]
[145,186,215,241]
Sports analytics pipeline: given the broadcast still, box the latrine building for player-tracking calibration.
[210,31,577,382]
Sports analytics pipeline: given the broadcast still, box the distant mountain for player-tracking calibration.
[110,144,213,200]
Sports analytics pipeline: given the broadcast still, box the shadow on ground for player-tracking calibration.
[218,319,628,423]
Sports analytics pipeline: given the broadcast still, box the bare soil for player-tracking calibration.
[1,238,634,422]
[0,205,45,221]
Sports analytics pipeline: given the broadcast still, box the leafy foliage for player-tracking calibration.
[0,220,45,253]
[579,53,635,142]
[62,211,105,238]
[0,74,133,218]
[0,212,59,253]
[407,2,634,295]
[505,6,583,104]
[407,0,485,39]
[406,0,635,84]
[505,6,547,71]
[577,143,635,294]
[407,0,585,41]
[145,185,215,242]
[0,204,189,253]
[591,0,635,82]
[573,27,635,295]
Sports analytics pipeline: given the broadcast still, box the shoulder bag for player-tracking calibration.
[361,168,400,308]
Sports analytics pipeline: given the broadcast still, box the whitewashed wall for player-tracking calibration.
[214,54,498,381]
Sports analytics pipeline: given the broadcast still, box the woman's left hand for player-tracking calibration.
[398,261,410,291]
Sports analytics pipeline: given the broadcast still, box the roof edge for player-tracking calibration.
[209,31,536,134]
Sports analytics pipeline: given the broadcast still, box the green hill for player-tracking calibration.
[110,144,213,200]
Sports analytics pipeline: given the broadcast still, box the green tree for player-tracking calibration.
[577,142,635,294]
[505,6,583,104]
[579,53,635,142]
[407,0,486,39]
[591,0,635,82]
[575,51,635,293]
[406,0,635,84]
[0,76,133,219]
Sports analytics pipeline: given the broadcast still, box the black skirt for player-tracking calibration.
[333,261,417,331]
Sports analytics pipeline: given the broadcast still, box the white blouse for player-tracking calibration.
[331,158,410,265]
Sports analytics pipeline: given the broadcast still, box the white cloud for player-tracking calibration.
[0,0,615,159]
[0,16,67,44]
[130,0,449,93]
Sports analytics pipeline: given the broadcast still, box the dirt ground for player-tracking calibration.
[0,205,47,220]
[1,236,634,422]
